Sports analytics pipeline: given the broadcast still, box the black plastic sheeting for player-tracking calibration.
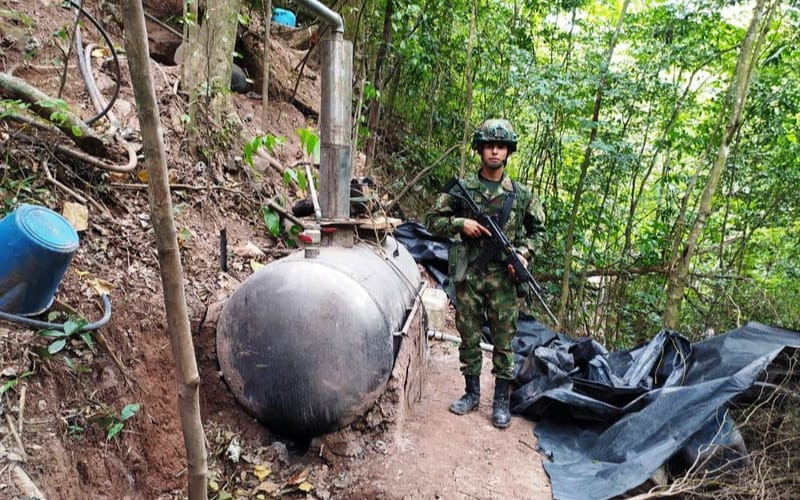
[395,221,800,499]
[394,221,452,297]
[513,319,800,499]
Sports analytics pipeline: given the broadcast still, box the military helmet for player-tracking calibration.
[471,118,518,154]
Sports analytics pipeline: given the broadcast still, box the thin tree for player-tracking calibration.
[364,0,394,171]
[261,0,272,128]
[458,0,478,174]
[556,0,630,329]
[663,0,776,329]
[120,1,208,498]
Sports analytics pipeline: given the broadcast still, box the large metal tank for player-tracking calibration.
[217,236,420,436]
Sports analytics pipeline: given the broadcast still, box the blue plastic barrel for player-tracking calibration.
[0,205,79,315]
[272,8,297,27]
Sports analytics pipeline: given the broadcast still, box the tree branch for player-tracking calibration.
[0,71,107,156]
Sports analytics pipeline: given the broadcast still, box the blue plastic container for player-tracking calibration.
[0,205,79,315]
[272,8,297,28]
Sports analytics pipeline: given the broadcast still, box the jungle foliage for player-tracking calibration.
[345,0,800,344]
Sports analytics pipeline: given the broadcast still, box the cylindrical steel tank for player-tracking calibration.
[217,236,420,436]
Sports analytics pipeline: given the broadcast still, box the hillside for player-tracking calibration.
[0,2,550,498]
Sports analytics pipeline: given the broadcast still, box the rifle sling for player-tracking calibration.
[472,183,516,269]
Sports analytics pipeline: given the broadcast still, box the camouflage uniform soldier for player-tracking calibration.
[425,119,545,428]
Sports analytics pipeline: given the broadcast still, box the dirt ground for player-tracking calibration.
[343,341,551,500]
[0,2,551,499]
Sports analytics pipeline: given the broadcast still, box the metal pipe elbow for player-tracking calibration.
[294,0,344,33]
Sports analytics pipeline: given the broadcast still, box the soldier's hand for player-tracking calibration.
[508,254,528,280]
[462,219,491,238]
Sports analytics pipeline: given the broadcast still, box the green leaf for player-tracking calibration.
[64,319,84,336]
[52,26,68,41]
[106,422,124,440]
[0,378,18,394]
[41,329,68,338]
[243,141,255,167]
[33,346,52,359]
[48,339,67,354]
[311,139,320,163]
[296,128,320,160]
[120,403,141,421]
[80,332,96,353]
[262,208,280,237]
[262,134,283,152]
[296,169,308,193]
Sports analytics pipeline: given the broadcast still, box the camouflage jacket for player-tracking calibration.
[425,169,545,275]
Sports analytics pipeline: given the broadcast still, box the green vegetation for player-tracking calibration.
[38,318,95,356]
[351,0,799,343]
[102,403,141,441]
[242,132,283,169]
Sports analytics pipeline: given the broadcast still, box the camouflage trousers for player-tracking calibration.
[454,263,519,380]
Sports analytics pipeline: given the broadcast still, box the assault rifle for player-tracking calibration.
[443,177,559,326]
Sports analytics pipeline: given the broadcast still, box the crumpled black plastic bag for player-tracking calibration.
[513,319,800,500]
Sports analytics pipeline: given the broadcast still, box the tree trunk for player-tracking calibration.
[457,0,477,174]
[261,0,272,128]
[719,127,743,270]
[662,0,773,329]
[556,0,630,329]
[364,0,394,171]
[120,2,208,498]
[180,0,243,133]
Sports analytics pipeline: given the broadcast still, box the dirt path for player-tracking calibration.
[344,342,551,499]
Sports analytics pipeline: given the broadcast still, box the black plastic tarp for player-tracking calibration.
[395,221,800,499]
[513,318,800,499]
[394,221,452,296]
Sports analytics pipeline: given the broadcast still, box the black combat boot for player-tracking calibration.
[492,378,511,428]
[449,374,480,415]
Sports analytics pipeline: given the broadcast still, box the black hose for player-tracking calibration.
[68,0,121,126]
[0,294,112,332]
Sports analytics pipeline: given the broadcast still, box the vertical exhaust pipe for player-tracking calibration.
[294,0,353,247]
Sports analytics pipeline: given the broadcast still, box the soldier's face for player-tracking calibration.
[481,142,509,170]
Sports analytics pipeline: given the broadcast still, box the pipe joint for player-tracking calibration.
[295,0,344,33]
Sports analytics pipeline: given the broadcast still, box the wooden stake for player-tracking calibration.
[5,414,27,461]
[17,385,26,434]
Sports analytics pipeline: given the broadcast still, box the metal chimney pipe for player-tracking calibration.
[293,0,344,33]
[294,0,353,247]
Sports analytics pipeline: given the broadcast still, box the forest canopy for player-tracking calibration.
[350,0,799,344]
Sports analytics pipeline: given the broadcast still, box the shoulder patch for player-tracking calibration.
[501,177,514,192]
